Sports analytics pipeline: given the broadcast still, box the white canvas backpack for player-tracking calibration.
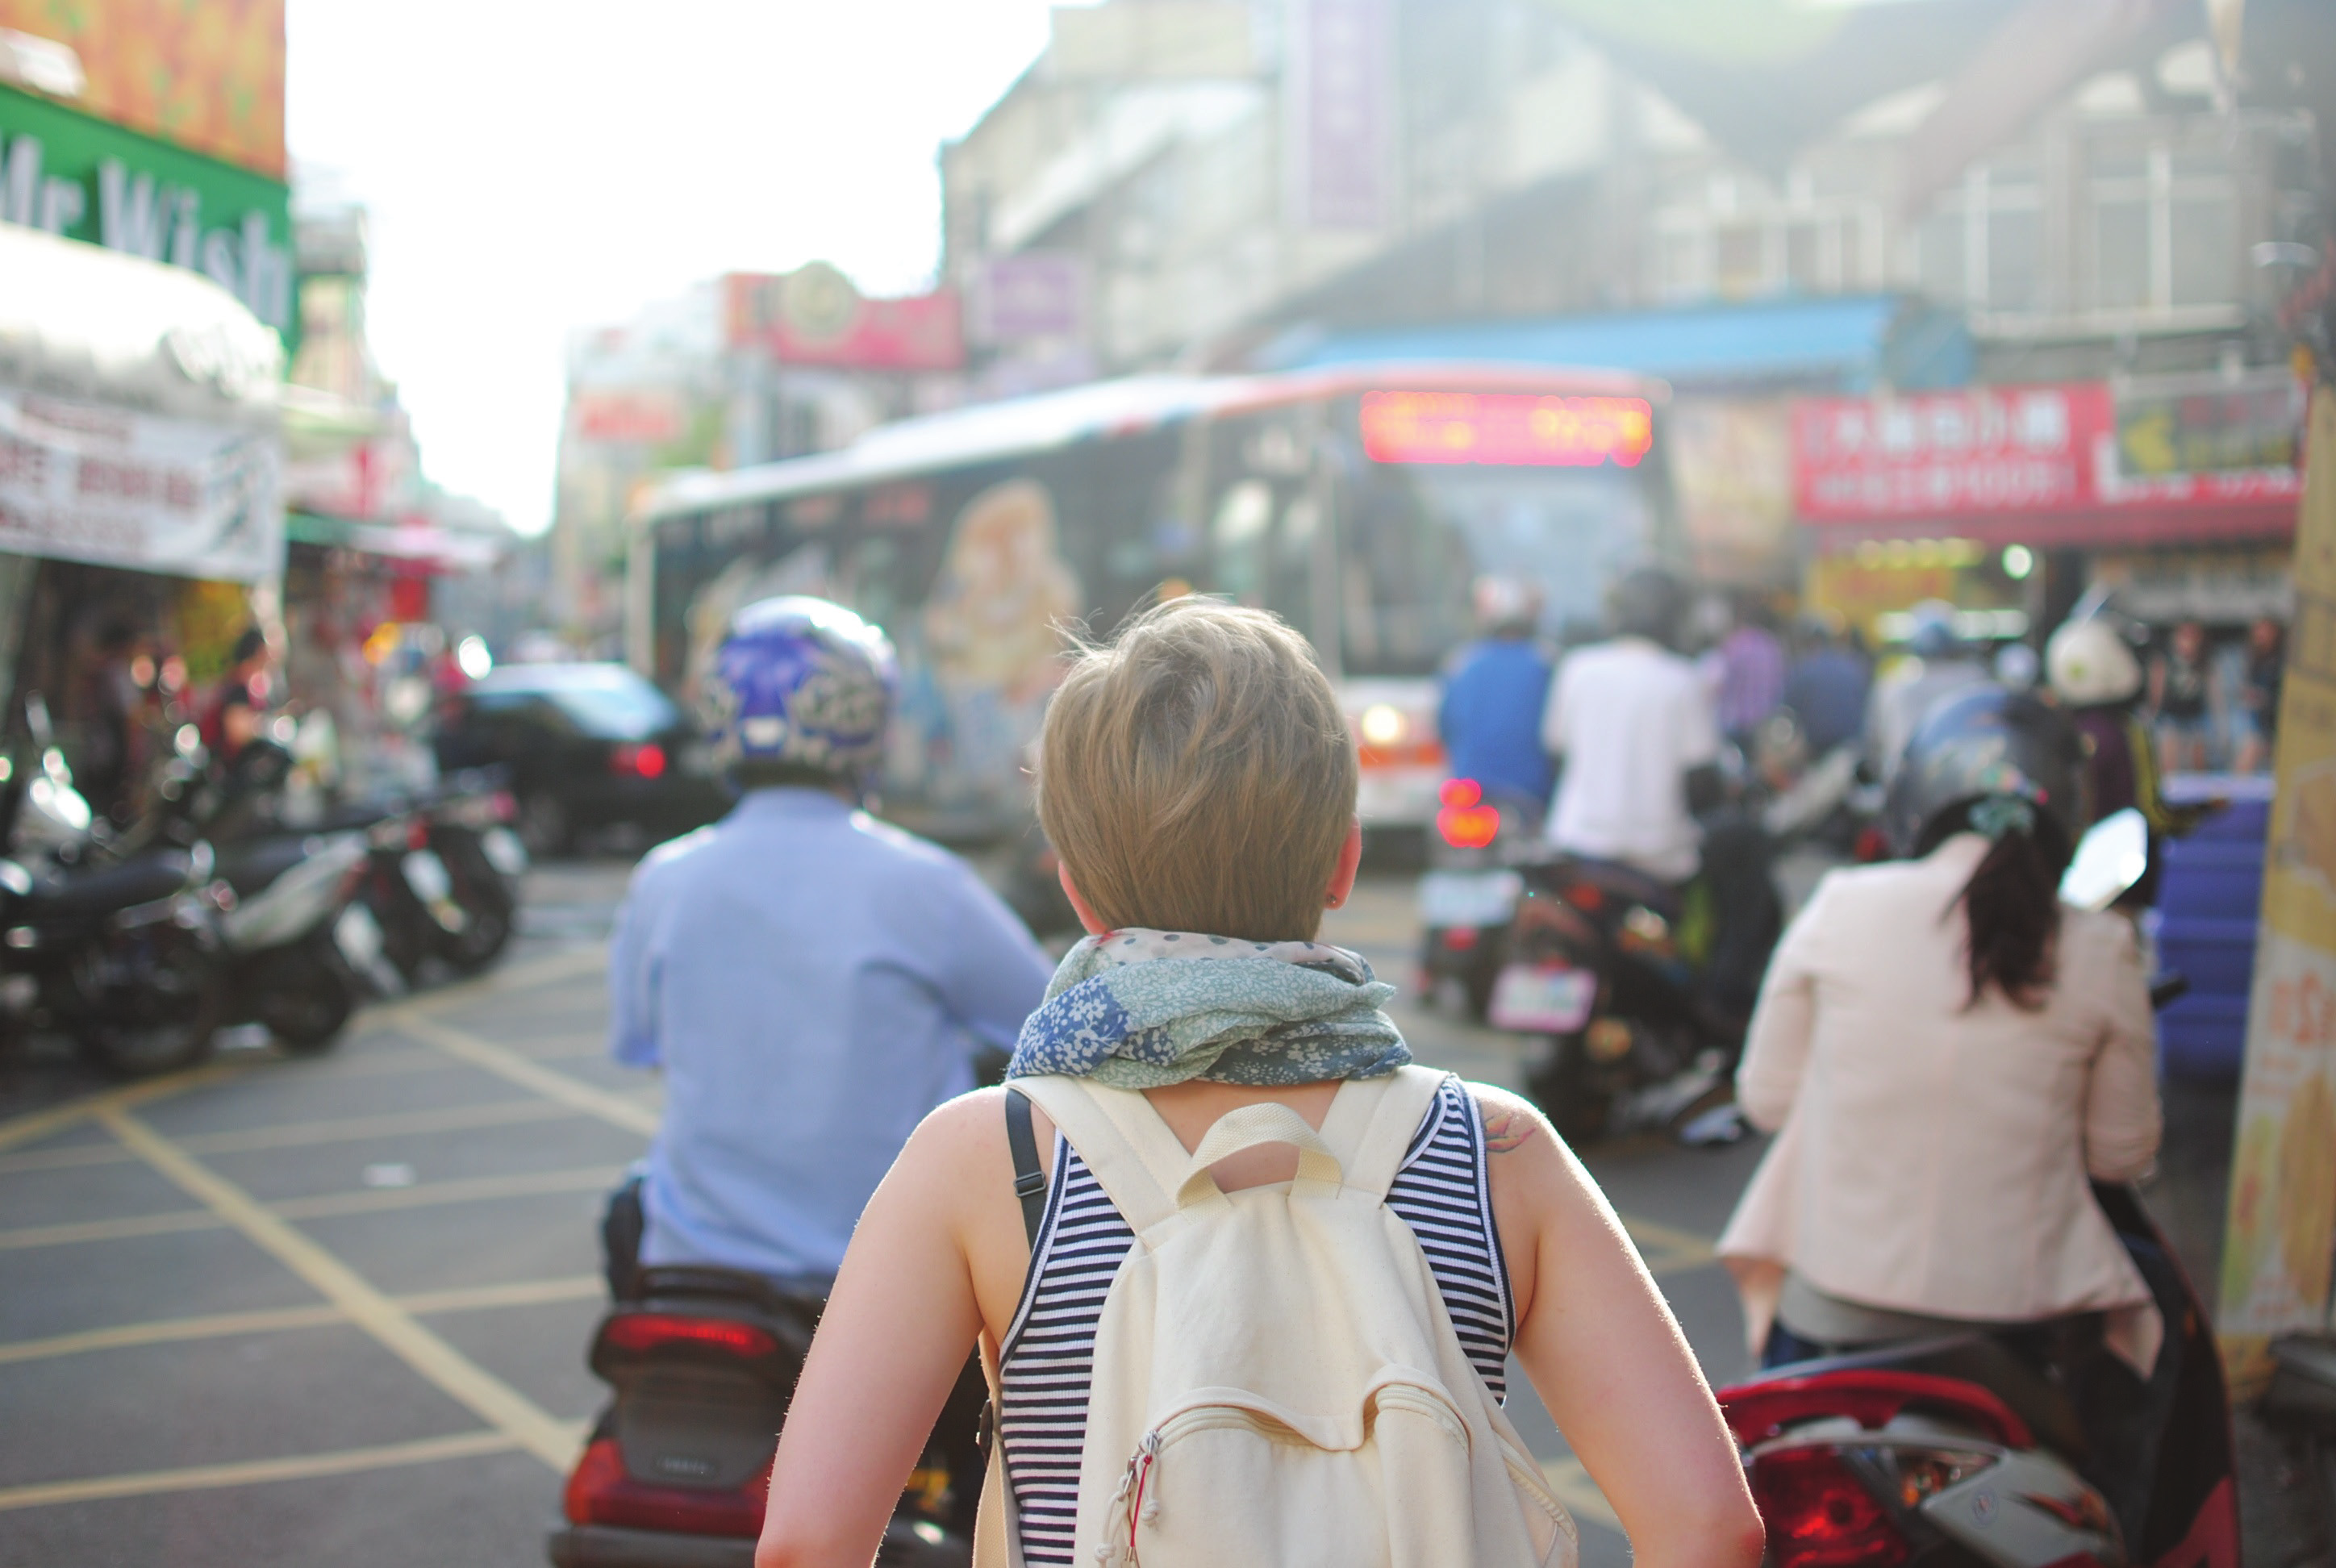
[975,1065,1578,1568]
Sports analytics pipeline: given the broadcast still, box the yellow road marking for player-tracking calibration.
[398,1274,603,1314]
[403,942,608,1014]
[0,1303,347,1365]
[273,1164,626,1220]
[391,1011,657,1136]
[0,1097,585,1174]
[0,1275,607,1366]
[0,1430,519,1513]
[1540,1456,1622,1532]
[1621,1214,1718,1273]
[0,1208,223,1251]
[0,1057,252,1157]
[97,1106,582,1471]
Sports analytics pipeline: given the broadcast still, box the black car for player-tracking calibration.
[432,664,726,855]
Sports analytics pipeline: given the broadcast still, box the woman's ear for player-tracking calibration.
[1057,861,1112,936]
[1325,818,1363,910]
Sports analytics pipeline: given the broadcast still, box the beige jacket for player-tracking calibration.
[1717,834,2164,1371]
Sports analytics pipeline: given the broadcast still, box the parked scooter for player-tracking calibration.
[0,741,228,1077]
[1715,811,2238,1568]
[350,779,524,988]
[549,1266,978,1567]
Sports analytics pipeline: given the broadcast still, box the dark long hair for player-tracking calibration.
[1917,803,2072,1010]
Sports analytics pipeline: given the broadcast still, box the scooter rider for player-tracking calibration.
[603,596,1053,1297]
[1539,566,1722,887]
[1717,685,2161,1517]
[2046,606,2206,910]
[1864,599,1992,786]
[1437,575,1554,834]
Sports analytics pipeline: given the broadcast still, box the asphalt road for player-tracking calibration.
[0,861,1767,1567]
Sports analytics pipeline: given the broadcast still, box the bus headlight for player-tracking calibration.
[1359,704,1408,748]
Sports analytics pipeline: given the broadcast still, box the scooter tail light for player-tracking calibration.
[610,743,669,779]
[1749,1445,1912,1568]
[563,1437,769,1537]
[1718,1368,2034,1449]
[601,1313,779,1358]
[406,818,430,851]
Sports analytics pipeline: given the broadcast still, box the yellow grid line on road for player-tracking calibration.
[273,1164,627,1220]
[398,1274,603,1314]
[0,1430,521,1513]
[0,1097,589,1174]
[96,1106,583,1471]
[0,1057,252,1157]
[390,1010,657,1136]
[0,1275,608,1367]
[0,1303,348,1366]
[0,1208,223,1250]
[1622,1216,1719,1275]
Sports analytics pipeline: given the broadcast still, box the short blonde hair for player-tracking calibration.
[1037,598,1357,943]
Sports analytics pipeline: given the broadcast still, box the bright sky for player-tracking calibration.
[286,1,1073,537]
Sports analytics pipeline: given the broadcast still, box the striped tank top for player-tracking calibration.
[996,1075,1514,1567]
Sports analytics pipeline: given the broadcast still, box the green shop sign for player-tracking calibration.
[0,85,294,346]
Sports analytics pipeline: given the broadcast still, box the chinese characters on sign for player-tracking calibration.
[1288,0,1391,231]
[1793,377,2305,529]
[0,390,282,581]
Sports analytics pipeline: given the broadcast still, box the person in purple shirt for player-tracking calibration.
[1715,595,1787,745]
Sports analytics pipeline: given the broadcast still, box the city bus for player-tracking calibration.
[632,364,1676,844]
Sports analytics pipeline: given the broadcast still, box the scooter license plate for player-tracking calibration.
[480,828,529,878]
[402,849,454,903]
[1488,964,1596,1034]
[1419,869,1523,930]
[334,902,386,968]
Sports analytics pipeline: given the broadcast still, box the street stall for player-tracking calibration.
[0,220,285,820]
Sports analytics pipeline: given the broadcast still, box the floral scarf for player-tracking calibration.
[1006,927,1410,1089]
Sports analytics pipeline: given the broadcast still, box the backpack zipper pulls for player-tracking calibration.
[1098,1428,1164,1566]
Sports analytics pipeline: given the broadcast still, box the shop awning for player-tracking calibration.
[1259,295,1970,394]
[0,221,281,424]
[287,512,503,573]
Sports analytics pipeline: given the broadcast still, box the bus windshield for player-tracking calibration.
[1340,463,1652,678]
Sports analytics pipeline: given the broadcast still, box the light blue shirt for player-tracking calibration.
[609,788,1053,1280]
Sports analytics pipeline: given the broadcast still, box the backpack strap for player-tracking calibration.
[1320,1065,1450,1201]
[1003,1089,1047,1248]
[1012,1075,1187,1235]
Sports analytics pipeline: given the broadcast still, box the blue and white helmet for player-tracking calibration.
[701,597,898,781]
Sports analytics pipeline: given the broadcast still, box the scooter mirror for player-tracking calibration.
[2060,807,2149,911]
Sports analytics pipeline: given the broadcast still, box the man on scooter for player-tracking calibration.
[1437,575,1554,835]
[603,596,1053,1297]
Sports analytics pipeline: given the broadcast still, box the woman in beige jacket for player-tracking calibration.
[1718,686,2164,1375]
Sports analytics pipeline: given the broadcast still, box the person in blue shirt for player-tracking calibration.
[1436,577,1554,831]
[1779,615,1871,758]
[603,596,1053,1295]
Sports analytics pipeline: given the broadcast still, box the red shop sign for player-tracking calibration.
[1794,382,2113,522]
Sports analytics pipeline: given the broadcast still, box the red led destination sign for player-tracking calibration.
[1360,391,1654,468]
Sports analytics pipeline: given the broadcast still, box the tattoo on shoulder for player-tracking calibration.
[1481,1101,1537,1155]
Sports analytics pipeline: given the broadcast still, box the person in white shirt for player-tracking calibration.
[1540,568,1722,885]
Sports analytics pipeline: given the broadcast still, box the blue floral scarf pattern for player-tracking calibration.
[1007,928,1411,1088]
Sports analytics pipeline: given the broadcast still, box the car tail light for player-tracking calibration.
[610,743,669,779]
[490,790,517,823]
[1750,1446,1911,1568]
[601,1313,778,1358]
[1437,778,1500,849]
[1720,1369,2033,1449]
[563,1437,769,1537]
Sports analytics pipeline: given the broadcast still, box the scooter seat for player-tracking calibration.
[1766,1332,2090,1459]
[1535,856,1682,918]
[213,836,319,897]
[30,853,194,916]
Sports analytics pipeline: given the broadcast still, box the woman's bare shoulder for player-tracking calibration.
[1466,1081,1554,1157]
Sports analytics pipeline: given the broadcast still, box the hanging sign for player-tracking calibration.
[0,388,283,581]
[0,85,294,344]
[2218,382,2336,1395]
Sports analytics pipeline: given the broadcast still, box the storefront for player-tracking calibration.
[0,219,286,817]
[1793,371,2305,650]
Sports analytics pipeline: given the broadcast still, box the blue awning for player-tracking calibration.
[1260,294,1970,393]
